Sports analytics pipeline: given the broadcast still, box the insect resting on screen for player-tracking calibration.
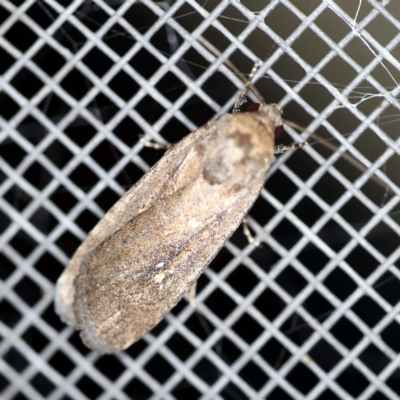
[55,62,308,354]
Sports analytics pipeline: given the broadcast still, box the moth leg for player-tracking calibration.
[242,217,261,247]
[189,283,197,308]
[274,140,308,154]
[233,61,260,113]
[139,134,174,150]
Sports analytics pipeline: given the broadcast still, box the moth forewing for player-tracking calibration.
[55,104,280,354]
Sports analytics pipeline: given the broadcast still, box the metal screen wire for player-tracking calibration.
[1,0,400,399]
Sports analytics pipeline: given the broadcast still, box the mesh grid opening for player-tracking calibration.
[1,0,400,399]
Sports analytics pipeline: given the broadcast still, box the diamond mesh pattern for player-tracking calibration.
[1,0,400,399]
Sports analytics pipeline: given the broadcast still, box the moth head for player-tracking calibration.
[234,95,284,140]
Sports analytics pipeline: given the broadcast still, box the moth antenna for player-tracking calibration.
[197,35,266,106]
[282,120,391,194]
[240,61,259,99]
[233,61,260,113]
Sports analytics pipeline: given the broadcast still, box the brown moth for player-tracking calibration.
[55,68,304,354]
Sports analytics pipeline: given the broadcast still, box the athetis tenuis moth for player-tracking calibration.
[55,62,307,354]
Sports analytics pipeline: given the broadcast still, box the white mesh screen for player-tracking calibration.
[1,0,400,399]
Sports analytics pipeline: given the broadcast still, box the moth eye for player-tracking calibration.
[235,95,260,113]
[274,125,284,140]
[243,102,260,112]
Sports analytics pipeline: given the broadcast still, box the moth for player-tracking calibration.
[55,64,306,354]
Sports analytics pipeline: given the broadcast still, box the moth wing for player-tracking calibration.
[74,165,268,353]
[55,124,210,326]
